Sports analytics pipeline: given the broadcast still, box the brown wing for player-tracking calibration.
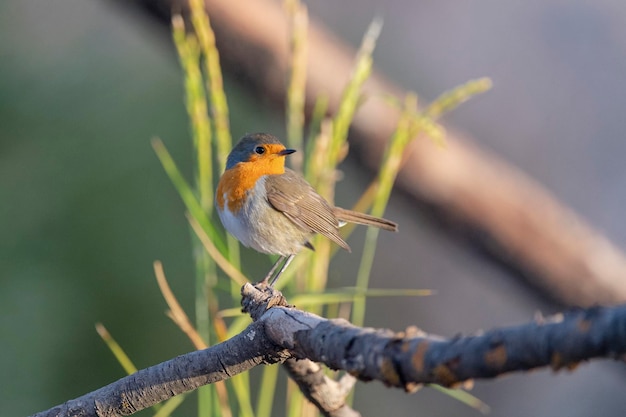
[265,169,351,252]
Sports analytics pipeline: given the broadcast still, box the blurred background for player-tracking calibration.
[2,0,626,416]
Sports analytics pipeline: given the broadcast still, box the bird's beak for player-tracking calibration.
[278,148,296,156]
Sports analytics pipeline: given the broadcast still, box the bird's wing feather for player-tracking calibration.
[265,169,351,252]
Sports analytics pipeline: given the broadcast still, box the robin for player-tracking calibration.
[216,132,398,286]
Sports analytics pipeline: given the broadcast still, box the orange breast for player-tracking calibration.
[216,167,256,213]
[216,153,287,213]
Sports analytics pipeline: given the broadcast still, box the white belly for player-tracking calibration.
[218,206,254,248]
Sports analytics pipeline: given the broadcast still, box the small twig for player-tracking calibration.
[153,260,208,349]
[283,358,360,417]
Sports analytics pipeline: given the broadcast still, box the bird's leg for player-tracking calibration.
[268,254,295,287]
[261,255,285,284]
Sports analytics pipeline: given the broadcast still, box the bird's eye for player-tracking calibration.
[254,146,265,155]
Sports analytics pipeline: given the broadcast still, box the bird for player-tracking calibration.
[216,132,398,286]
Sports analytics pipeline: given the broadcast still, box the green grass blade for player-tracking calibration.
[184,0,241,296]
[187,0,242,299]
[95,323,137,375]
[329,17,381,166]
[173,12,228,417]
[342,287,433,296]
[291,288,433,307]
[230,373,255,417]
[425,77,492,120]
[195,263,219,417]
[152,395,187,417]
[352,226,381,326]
[285,0,308,172]
[411,115,446,147]
[304,95,329,177]
[419,77,492,147]
[151,138,227,255]
[226,315,253,339]
[218,307,245,318]
[196,385,215,417]
[351,80,492,323]
[226,236,242,301]
[353,79,493,316]
[286,385,305,417]
[429,385,491,414]
[352,94,417,326]
[298,18,381,294]
[172,15,214,212]
[188,0,232,173]
[256,365,280,417]
[219,288,432,316]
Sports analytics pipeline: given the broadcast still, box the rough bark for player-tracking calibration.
[30,284,626,417]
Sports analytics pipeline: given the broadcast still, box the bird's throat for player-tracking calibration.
[217,158,285,212]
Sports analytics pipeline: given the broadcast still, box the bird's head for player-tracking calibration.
[226,133,296,174]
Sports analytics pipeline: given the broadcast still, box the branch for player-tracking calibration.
[31,284,626,417]
[240,285,361,417]
[243,283,626,390]
[283,358,360,417]
[30,320,289,417]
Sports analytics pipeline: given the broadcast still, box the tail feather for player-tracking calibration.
[333,207,398,232]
